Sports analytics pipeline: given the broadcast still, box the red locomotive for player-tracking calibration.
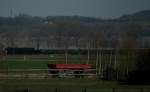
[48,64,92,70]
[48,64,94,78]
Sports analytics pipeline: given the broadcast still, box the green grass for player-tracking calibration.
[0,54,149,92]
[0,79,150,92]
[0,54,135,69]
[0,54,137,76]
[0,54,95,69]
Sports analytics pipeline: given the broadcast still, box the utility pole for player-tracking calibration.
[98,48,102,77]
[87,41,90,64]
[65,49,68,64]
[36,37,40,50]
[109,48,112,66]
[96,48,99,75]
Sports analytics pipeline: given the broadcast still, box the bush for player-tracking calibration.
[127,50,150,84]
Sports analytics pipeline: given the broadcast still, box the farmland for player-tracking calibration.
[0,79,150,92]
[0,53,134,69]
[0,52,149,92]
[0,53,136,77]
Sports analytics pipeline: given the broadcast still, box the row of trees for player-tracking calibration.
[92,48,150,84]
[0,15,145,49]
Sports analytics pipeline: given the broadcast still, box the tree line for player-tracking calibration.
[0,14,147,50]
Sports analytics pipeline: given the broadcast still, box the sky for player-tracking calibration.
[0,0,150,18]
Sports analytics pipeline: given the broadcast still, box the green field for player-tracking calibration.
[0,54,134,70]
[0,54,147,92]
[0,54,95,69]
[0,54,137,78]
[0,79,150,92]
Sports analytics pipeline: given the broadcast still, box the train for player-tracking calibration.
[47,64,95,78]
[5,47,150,55]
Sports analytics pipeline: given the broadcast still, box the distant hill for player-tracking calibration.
[46,10,150,22]
[0,15,106,26]
[45,16,105,23]
[0,10,150,49]
[1,10,150,25]
[119,10,150,21]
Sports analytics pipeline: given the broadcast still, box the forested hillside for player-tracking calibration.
[0,10,150,50]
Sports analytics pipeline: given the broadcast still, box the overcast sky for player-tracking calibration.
[0,0,150,18]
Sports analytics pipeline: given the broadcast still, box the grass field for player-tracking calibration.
[0,54,134,69]
[0,54,94,69]
[0,54,147,92]
[0,54,136,78]
[0,54,136,79]
[0,79,150,92]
